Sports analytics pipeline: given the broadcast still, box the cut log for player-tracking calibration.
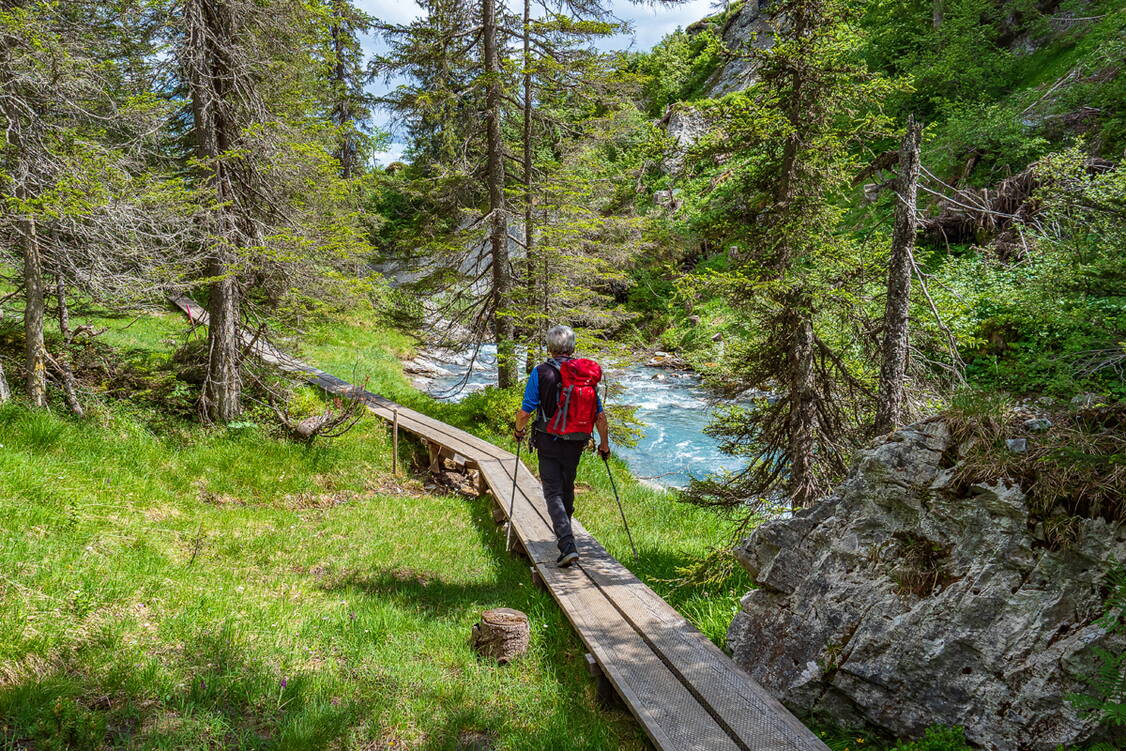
[470,608,529,664]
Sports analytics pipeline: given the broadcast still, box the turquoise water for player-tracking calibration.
[422,346,745,488]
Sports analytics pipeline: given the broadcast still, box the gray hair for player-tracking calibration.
[545,325,575,355]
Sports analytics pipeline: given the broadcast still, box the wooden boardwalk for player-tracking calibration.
[171,297,829,751]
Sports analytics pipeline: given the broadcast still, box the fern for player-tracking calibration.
[1068,561,1126,728]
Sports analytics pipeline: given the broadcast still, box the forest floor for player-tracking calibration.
[1,302,788,751]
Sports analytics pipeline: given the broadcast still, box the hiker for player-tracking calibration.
[514,325,610,567]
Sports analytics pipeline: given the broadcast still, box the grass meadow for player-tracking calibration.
[0,302,752,750]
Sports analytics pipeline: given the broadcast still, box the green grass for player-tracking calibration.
[0,400,649,750]
[0,300,752,750]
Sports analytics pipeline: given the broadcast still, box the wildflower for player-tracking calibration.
[280,678,287,688]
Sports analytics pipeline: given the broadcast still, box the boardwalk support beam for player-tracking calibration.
[585,653,622,709]
[530,565,546,591]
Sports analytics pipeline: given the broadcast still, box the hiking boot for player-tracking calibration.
[557,549,579,568]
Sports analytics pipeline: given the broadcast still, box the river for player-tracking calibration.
[416,345,746,489]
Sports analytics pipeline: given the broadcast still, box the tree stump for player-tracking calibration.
[470,608,529,664]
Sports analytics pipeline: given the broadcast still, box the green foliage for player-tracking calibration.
[633,24,724,116]
[455,384,524,436]
[862,0,1020,117]
[1068,561,1126,735]
[928,100,1051,183]
[939,149,1126,397]
[813,723,972,751]
[890,725,973,751]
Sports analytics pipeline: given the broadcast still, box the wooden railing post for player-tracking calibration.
[392,408,399,475]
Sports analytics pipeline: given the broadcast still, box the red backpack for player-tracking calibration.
[545,358,602,440]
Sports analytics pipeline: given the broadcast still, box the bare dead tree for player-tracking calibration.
[257,373,369,443]
[875,116,922,435]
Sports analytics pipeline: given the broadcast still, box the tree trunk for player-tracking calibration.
[470,607,529,664]
[203,254,242,421]
[787,306,817,509]
[330,0,356,179]
[53,277,83,416]
[521,0,535,375]
[21,214,47,407]
[0,14,45,407]
[56,274,70,340]
[482,0,515,388]
[874,116,922,435]
[0,360,10,404]
[185,0,243,422]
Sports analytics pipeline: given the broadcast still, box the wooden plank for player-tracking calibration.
[569,522,830,751]
[535,560,741,751]
[476,461,559,565]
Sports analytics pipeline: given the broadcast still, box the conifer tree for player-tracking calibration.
[375,0,516,384]
[682,0,894,511]
[376,0,635,386]
[0,0,196,410]
[325,0,375,178]
[175,0,374,421]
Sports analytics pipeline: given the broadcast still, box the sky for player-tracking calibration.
[353,0,716,164]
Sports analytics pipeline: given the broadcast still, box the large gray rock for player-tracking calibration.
[705,0,776,97]
[728,419,1124,750]
[661,106,712,173]
[656,3,777,174]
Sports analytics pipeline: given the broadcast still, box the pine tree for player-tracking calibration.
[375,0,635,385]
[324,0,375,178]
[374,0,515,384]
[175,0,374,421]
[682,0,895,512]
[513,1,624,357]
[0,0,195,411]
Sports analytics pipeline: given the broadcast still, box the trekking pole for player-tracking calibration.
[505,438,522,552]
[602,454,638,562]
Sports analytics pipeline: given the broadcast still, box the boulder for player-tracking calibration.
[728,419,1124,750]
[660,106,712,173]
[646,351,689,369]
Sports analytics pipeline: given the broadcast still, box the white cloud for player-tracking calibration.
[372,145,407,166]
[353,0,424,27]
[605,0,715,51]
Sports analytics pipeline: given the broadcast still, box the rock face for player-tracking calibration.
[661,106,712,173]
[658,2,776,171]
[705,0,776,97]
[728,419,1124,750]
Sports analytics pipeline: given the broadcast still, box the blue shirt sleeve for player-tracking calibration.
[521,367,540,413]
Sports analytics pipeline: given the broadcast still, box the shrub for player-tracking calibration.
[1068,561,1126,742]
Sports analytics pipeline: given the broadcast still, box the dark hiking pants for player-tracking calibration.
[537,441,584,556]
